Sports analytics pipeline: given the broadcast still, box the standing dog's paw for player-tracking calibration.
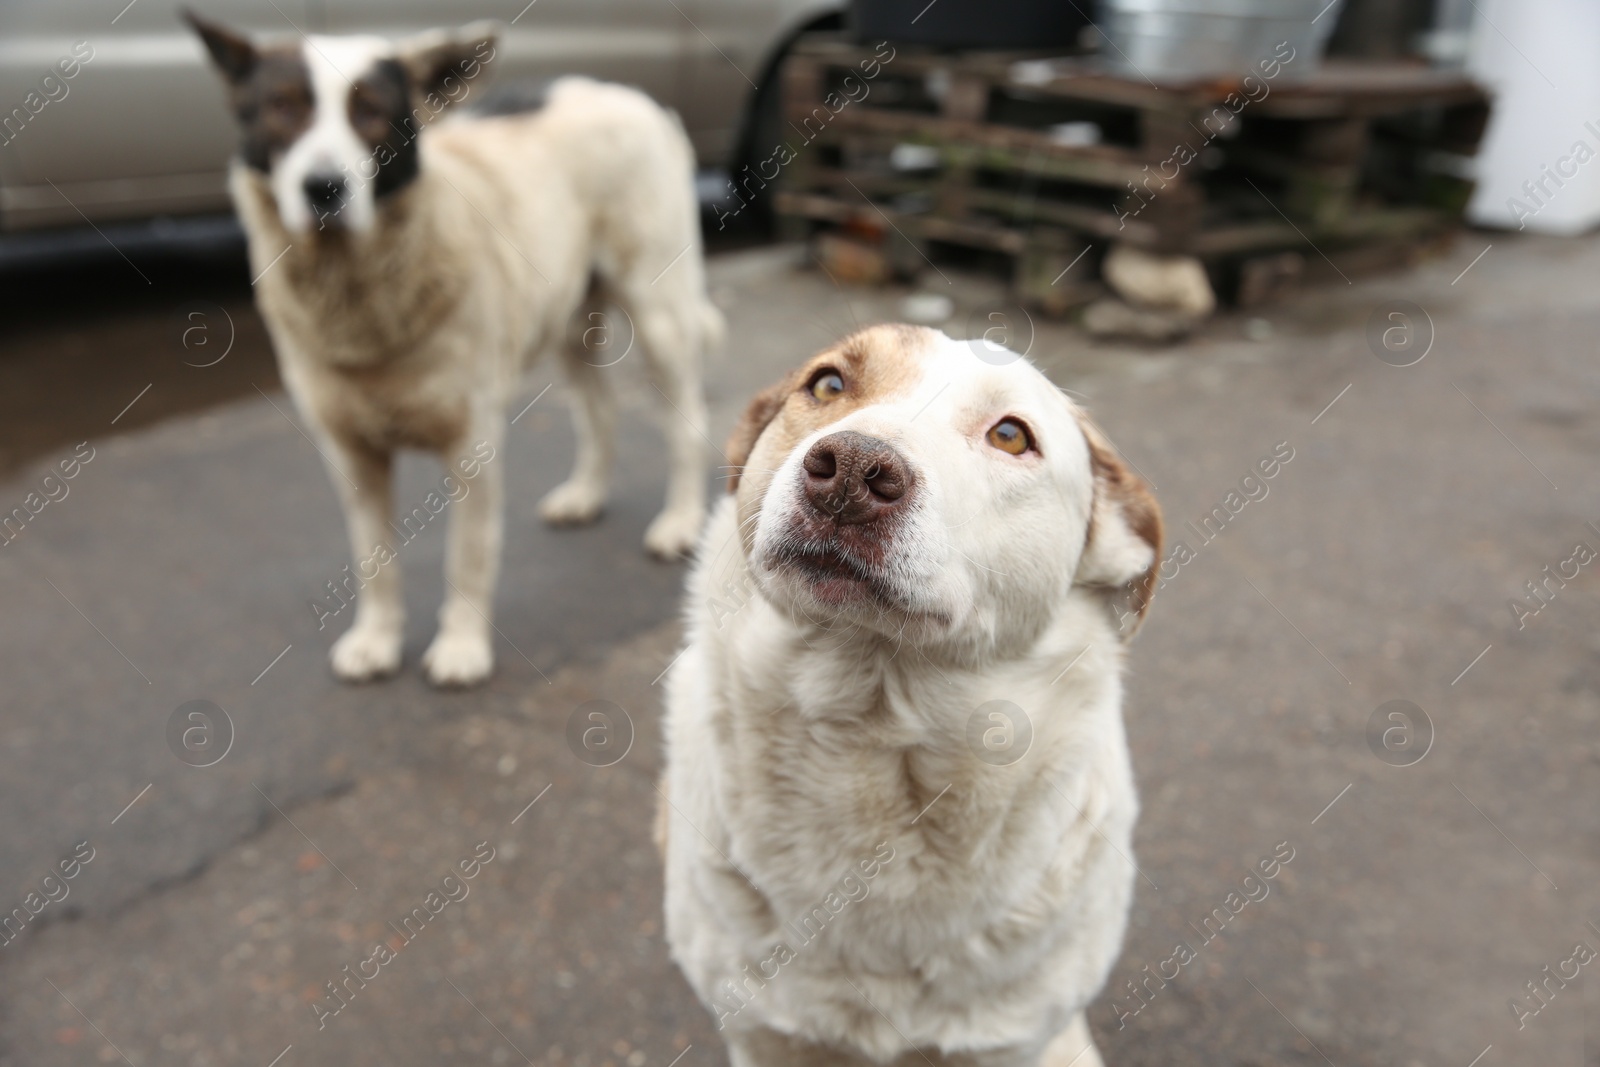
[539,480,606,526]
[644,507,703,560]
[330,625,403,682]
[422,630,494,687]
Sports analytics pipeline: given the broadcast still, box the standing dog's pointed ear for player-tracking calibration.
[395,21,502,103]
[724,377,794,492]
[1075,419,1162,638]
[183,9,259,84]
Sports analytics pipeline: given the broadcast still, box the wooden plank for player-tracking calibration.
[820,108,1157,188]
[774,190,1029,254]
[781,53,824,125]
[795,166,1157,244]
[791,38,1487,120]
[942,73,990,122]
[1190,206,1452,256]
[963,188,1160,244]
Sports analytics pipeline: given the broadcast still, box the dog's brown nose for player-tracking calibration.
[802,431,914,524]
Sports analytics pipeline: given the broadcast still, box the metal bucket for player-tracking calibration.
[1100,0,1345,81]
[852,0,1091,48]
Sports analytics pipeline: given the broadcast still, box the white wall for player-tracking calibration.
[1465,0,1600,234]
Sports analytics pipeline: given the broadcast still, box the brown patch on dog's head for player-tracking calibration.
[1074,417,1162,638]
[725,323,935,494]
[184,10,314,174]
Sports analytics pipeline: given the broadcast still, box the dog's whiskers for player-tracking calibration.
[955,547,1009,579]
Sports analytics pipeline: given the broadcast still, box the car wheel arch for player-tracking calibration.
[732,4,846,181]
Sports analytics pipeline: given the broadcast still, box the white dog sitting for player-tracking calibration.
[187,13,721,686]
[660,324,1161,1067]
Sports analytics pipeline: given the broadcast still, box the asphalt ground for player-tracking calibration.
[0,232,1597,1067]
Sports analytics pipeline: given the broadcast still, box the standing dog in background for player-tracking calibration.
[661,325,1161,1067]
[187,12,721,686]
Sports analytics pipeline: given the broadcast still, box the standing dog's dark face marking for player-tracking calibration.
[184,10,499,235]
[349,60,420,200]
[185,14,314,172]
[236,51,315,172]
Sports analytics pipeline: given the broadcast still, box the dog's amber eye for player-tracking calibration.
[986,418,1032,455]
[808,369,845,401]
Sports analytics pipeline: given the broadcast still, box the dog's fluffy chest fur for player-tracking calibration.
[663,499,1140,1061]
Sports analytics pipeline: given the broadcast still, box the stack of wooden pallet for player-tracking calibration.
[773,36,1489,313]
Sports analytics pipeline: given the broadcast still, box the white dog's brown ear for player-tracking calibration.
[1076,421,1162,638]
[396,21,502,103]
[724,378,793,492]
[184,9,258,83]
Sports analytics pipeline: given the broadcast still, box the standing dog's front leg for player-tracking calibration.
[325,438,406,681]
[423,428,505,687]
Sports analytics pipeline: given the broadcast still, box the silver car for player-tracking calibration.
[0,0,843,233]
